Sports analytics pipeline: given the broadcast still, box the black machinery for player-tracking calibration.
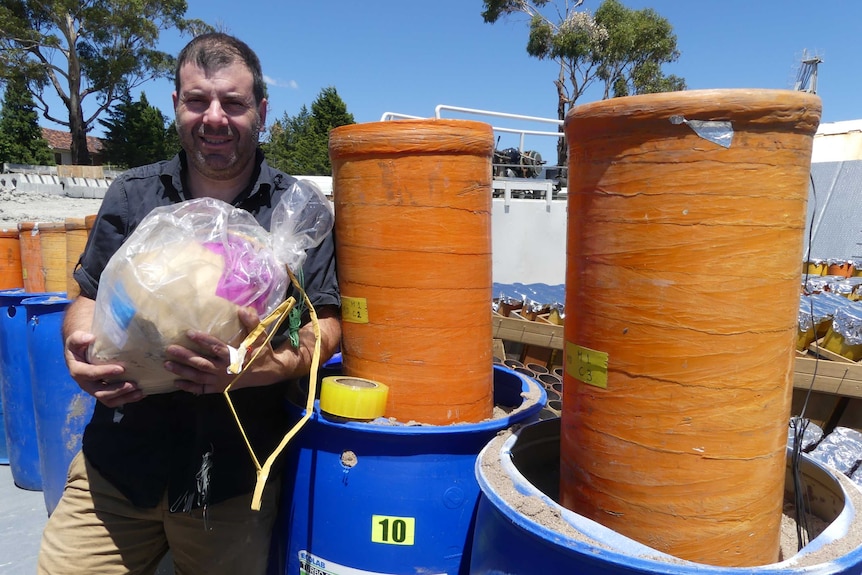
[492,147,544,179]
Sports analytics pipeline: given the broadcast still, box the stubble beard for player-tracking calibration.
[177,116,261,182]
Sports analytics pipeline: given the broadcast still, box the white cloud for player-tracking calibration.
[263,75,300,90]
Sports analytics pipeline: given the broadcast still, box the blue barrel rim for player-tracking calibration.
[293,365,547,437]
[0,290,65,304]
[474,419,862,574]
[0,290,67,308]
[22,294,72,307]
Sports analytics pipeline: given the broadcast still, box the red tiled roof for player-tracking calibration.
[41,127,104,154]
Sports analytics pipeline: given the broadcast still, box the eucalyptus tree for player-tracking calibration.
[0,0,210,165]
[482,0,684,168]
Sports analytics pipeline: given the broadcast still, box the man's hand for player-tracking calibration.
[63,295,143,408]
[166,306,272,395]
[65,330,143,408]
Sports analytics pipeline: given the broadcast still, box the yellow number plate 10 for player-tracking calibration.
[371,515,415,546]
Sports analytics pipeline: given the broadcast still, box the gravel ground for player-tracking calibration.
[0,188,104,229]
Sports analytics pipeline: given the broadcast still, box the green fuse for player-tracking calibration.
[288,307,302,348]
[287,269,306,348]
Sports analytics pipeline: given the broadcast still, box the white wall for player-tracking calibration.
[491,198,567,285]
[812,120,862,163]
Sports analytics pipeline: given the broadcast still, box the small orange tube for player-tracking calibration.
[64,217,87,298]
[63,214,96,299]
[330,119,495,424]
[0,228,24,290]
[19,222,67,293]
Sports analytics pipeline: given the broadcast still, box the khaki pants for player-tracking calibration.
[38,452,279,575]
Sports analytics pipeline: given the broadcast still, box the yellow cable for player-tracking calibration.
[222,266,322,510]
[222,297,296,471]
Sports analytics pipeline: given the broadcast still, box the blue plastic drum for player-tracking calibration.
[471,418,862,575]
[0,290,17,465]
[277,365,546,575]
[24,295,95,514]
[0,289,63,489]
[0,402,6,464]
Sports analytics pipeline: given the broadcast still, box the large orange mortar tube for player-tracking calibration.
[560,89,821,567]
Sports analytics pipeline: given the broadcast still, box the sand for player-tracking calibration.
[0,188,103,228]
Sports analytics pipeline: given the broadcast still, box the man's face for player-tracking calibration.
[173,61,267,183]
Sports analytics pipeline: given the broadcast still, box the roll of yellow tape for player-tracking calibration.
[319,376,389,420]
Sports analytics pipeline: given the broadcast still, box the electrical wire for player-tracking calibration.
[791,171,819,551]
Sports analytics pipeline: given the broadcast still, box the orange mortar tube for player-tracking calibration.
[329,119,495,425]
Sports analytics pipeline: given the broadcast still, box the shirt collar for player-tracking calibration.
[160,149,274,205]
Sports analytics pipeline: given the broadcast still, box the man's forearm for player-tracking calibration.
[63,296,96,339]
[237,304,341,389]
[282,305,341,378]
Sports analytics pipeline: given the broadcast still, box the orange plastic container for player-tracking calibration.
[64,215,96,298]
[0,228,24,290]
[561,89,821,566]
[330,119,495,424]
[18,222,67,293]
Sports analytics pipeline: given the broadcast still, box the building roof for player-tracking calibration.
[816,120,862,136]
[40,127,104,155]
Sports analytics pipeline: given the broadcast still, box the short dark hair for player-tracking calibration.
[174,33,267,104]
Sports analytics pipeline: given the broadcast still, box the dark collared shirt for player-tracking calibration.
[74,150,339,509]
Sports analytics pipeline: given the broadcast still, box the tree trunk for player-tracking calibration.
[69,97,90,165]
[554,73,568,186]
[63,12,90,166]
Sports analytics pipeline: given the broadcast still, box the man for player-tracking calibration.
[38,33,341,575]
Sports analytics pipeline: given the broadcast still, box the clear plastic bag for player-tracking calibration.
[271,178,334,273]
[88,180,333,394]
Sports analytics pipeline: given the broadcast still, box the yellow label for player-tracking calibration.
[371,515,415,546]
[566,342,609,389]
[341,296,369,324]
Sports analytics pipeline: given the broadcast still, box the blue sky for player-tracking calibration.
[48,1,862,163]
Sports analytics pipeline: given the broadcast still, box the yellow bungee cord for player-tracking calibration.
[222,266,322,510]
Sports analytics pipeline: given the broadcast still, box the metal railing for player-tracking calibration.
[380,105,563,152]
[434,104,563,154]
[380,105,567,199]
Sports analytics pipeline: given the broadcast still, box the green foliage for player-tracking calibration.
[593,0,685,98]
[99,91,174,168]
[263,86,355,176]
[0,73,53,165]
[481,0,553,24]
[0,0,211,165]
[164,120,181,158]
